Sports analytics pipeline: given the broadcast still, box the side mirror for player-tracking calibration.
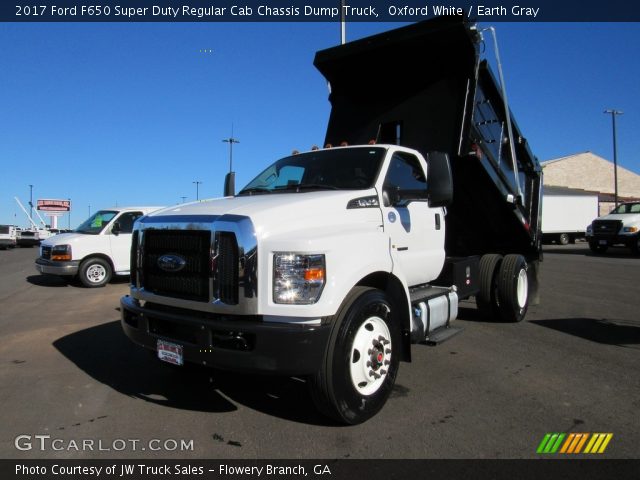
[426,152,453,208]
[112,221,121,236]
[224,172,235,197]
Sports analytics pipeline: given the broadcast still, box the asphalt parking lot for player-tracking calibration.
[0,244,638,459]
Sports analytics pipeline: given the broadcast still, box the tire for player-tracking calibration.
[309,287,400,425]
[630,237,640,256]
[589,241,608,254]
[558,233,570,245]
[78,257,112,288]
[496,254,529,323]
[476,254,502,319]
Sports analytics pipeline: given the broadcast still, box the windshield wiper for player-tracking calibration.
[237,187,272,196]
[276,184,339,192]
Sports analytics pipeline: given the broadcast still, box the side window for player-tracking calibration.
[115,212,143,234]
[383,153,427,194]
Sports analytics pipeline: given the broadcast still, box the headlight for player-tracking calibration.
[51,244,72,261]
[273,253,325,304]
[623,226,638,233]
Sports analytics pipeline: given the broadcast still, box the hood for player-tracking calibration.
[146,190,381,236]
[40,232,94,247]
[597,213,640,224]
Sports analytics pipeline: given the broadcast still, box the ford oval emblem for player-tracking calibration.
[157,254,186,273]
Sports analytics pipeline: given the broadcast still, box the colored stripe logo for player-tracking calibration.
[537,433,613,454]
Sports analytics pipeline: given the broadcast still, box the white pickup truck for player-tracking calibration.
[36,206,162,287]
[586,201,640,254]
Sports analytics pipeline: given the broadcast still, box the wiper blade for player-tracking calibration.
[237,187,272,195]
[276,184,339,192]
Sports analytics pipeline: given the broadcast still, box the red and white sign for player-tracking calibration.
[37,199,71,212]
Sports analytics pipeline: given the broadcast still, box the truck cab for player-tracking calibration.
[36,206,163,287]
[586,202,640,254]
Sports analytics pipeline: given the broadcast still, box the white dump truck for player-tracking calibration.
[35,206,163,287]
[121,17,542,424]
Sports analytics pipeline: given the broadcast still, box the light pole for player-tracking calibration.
[68,198,71,230]
[604,109,623,208]
[180,196,187,203]
[222,136,240,173]
[193,181,202,201]
[88,205,91,217]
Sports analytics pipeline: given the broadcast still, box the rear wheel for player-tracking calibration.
[476,254,502,319]
[496,254,529,323]
[309,287,400,425]
[79,257,112,288]
[558,233,570,245]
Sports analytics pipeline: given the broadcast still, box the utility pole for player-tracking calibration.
[604,109,623,208]
[193,181,202,201]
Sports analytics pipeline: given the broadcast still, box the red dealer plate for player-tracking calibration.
[157,339,183,366]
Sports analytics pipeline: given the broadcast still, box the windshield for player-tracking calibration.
[75,210,118,234]
[611,203,640,214]
[238,148,386,195]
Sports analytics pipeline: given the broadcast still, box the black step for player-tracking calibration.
[425,326,464,346]
[409,285,451,303]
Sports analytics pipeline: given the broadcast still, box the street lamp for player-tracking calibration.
[604,109,623,208]
[222,135,240,173]
[68,198,71,230]
[193,181,202,201]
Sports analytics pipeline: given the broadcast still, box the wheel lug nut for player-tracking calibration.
[385,349,391,354]
[384,360,390,366]
[380,369,387,375]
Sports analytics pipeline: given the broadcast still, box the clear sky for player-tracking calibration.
[1,21,638,228]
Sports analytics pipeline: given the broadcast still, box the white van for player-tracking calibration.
[35,206,163,287]
[0,225,17,249]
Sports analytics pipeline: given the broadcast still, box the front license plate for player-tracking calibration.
[157,339,183,366]
[599,240,607,245]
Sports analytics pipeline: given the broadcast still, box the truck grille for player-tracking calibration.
[214,232,239,305]
[142,230,212,302]
[592,220,622,236]
[139,229,240,304]
[41,245,52,260]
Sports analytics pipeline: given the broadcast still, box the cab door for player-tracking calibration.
[109,211,143,273]
[380,152,445,286]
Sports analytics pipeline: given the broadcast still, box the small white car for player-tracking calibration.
[35,206,163,287]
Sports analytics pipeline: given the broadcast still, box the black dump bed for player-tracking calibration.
[314,16,542,261]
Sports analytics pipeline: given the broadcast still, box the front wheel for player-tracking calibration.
[309,287,400,425]
[79,257,112,288]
